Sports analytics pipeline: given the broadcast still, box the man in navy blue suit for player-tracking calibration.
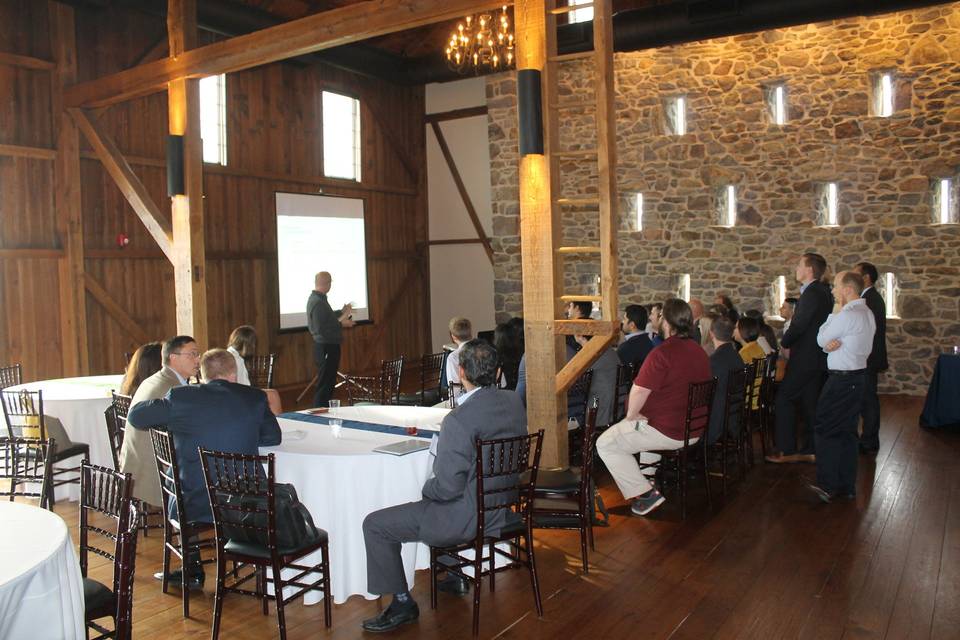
[129,348,282,586]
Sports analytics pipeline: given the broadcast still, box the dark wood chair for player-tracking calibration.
[105,392,161,537]
[199,449,332,639]
[246,354,277,389]
[429,430,545,637]
[757,351,779,459]
[447,382,464,408]
[533,398,599,573]
[707,365,750,496]
[636,379,717,520]
[0,436,54,508]
[345,356,404,405]
[399,352,445,406]
[0,363,22,390]
[609,363,636,427]
[1,389,89,508]
[566,369,594,465]
[149,429,216,618]
[79,461,139,640]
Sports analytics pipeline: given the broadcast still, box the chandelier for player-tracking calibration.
[445,6,514,73]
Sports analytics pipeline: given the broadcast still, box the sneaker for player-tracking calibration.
[630,489,666,516]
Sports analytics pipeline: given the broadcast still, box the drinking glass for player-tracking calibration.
[330,417,343,438]
[329,399,340,411]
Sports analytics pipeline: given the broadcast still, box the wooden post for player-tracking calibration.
[594,0,619,323]
[49,1,89,376]
[516,0,567,468]
[167,0,208,346]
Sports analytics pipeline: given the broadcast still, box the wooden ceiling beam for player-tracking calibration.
[64,0,506,108]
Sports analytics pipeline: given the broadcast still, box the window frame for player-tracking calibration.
[199,73,228,166]
[322,89,363,182]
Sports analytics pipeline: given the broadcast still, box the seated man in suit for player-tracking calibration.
[707,316,746,444]
[617,304,655,371]
[128,348,282,586]
[361,339,527,633]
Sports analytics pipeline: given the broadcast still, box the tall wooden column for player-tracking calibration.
[516,0,567,468]
[50,1,89,375]
[167,0,208,345]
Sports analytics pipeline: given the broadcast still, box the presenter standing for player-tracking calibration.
[307,271,354,407]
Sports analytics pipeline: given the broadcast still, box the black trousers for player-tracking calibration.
[814,373,866,494]
[362,501,429,595]
[313,342,341,408]
[858,369,881,449]
[774,368,824,455]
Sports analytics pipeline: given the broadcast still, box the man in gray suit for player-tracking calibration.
[121,335,199,508]
[360,339,527,633]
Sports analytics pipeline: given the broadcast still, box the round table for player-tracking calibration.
[265,405,449,604]
[0,502,85,639]
[7,375,123,500]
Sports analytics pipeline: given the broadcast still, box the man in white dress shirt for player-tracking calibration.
[807,271,876,503]
[444,316,473,390]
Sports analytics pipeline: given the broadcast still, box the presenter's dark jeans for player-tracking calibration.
[858,369,881,449]
[814,372,866,494]
[313,342,341,408]
[774,368,824,455]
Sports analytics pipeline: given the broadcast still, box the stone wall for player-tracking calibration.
[487,3,960,395]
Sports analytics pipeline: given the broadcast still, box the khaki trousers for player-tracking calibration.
[597,418,690,500]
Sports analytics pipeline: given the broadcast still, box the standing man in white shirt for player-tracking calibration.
[807,271,876,503]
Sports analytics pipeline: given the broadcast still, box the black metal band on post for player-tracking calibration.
[517,69,544,156]
[166,134,185,197]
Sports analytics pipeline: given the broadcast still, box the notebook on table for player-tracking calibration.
[373,439,431,456]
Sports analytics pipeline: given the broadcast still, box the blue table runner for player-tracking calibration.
[279,411,436,440]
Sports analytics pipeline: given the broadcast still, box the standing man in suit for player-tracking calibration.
[768,253,833,463]
[121,335,198,510]
[307,271,354,407]
[360,340,526,633]
[852,262,888,454]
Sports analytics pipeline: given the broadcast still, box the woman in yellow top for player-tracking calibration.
[736,316,767,409]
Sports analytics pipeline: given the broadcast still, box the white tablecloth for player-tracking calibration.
[0,502,85,639]
[263,405,449,604]
[7,375,123,501]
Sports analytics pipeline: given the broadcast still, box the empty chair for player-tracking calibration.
[533,398,599,573]
[79,461,139,640]
[246,354,277,389]
[199,448,331,639]
[429,431,545,637]
[2,389,89,507]
[398,352,445,406]
[345,356,404,405]
[0,436,54,509]
[0,363,22,390]
[150,429,216,617]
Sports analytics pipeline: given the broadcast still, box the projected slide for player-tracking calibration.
[275,192,370,329]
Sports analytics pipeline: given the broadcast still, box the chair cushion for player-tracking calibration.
[83,578,114,617]
[224,528,328,559]
[535,468,582,494]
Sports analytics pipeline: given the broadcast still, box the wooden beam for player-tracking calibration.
[168,0,208,346]
[50,1,89,376]
[0,248,65,259]
[516,0,567,468]
[424,106,488,124]
[83,274,151,345]
[63,0,507,108]
[553,319,618,336]
[427,238,486,246]
[0,143,56,161]
[366,97,419,187]
[556,334,615,394]
[429,121,495,265]
[594,0,619,322]
[70,108,174,262]
[0,51,55,71]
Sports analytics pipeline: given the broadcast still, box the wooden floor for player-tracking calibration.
[55,395,959,639]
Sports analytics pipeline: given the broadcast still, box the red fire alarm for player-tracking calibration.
[116,233,130,248]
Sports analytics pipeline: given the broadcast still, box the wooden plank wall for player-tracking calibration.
[0,0,429,389]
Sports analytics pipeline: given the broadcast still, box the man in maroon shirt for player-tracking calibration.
[597,298,712,516]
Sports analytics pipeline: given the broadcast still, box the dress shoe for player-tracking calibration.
[153,568,204,590]
[807,483,835,503]
[794,454,816,464]
[437,574,470,596]
[361,600,419,633]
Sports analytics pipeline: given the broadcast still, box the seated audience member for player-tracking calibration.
[736,316,766,365]
[781,297,798,333]
[565,301,593,354]
[361,340,526,632]
[494,319,525,391]
[596,299,711,516]
[572,336,618,428]
[617,304,654,371]
[120,341,162,396]
[715,293,740,322]
[707,316,744,444]
[122,335,199,511]
[744,310,779,354]
[445,316,474,389]
[689,298,705,344]
[699,312,718,356]
[646,302,664,346]
[226,325,282,414]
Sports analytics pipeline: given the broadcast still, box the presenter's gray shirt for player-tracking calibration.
[307,290,342,345]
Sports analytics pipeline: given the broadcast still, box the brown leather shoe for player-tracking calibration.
[765,453,788,463]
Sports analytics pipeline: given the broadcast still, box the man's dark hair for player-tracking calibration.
[459,339,499,387]
[784,297,798,308]
[710,316,735,342]
[648,302,663,313]
[743,309,763,321]
[854,261,878,285]
[661,298,693,338]
[802,252,828,281]
[624,304,648,330]
[162,335,196,364]
[571,301,593,319]
[737,317,760,343]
